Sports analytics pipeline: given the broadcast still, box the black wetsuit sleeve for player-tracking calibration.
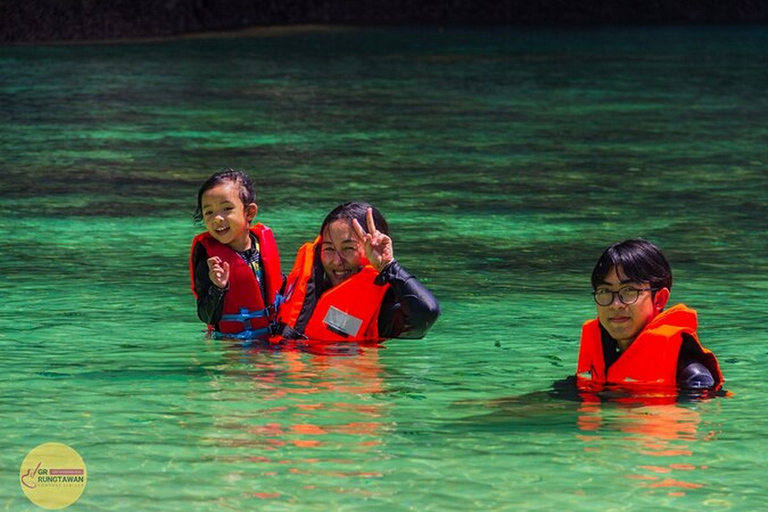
[375,260,440,339]
[678,361,716,389]
[676,333,716,389]
[192,242,226,326]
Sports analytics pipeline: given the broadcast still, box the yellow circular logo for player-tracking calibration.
[20,443,87,510]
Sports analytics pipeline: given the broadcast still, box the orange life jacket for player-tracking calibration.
[275,237,389,342]
[576,304,723,392]
[189,223,283,337]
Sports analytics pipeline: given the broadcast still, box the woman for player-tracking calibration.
[275,201,440,342]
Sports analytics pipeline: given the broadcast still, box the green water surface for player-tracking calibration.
[1,26,767,511]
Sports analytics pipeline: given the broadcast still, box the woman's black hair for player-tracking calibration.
[591,238,673,291]
[193,168,256,223]
[319,201,389,237]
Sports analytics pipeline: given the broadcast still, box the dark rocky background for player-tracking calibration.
[2,0,768,43]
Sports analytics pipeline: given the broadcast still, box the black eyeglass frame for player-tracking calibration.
[591,287,657,306]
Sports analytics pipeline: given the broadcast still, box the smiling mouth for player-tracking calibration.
[329,268,353,282]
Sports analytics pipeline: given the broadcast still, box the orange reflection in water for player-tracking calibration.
[204,340,391,502]
[576,395,720,497]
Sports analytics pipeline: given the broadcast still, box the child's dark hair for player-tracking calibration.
[591,238,673,291]
[194,168,256,223]
[320,201,389,236]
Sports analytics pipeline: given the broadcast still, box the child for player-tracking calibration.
[576,238,723,392]
[189,169,283,339]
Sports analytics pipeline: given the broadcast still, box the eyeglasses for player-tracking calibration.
[592,287,656,306]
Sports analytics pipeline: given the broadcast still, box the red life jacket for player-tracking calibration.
[275,237,389,342]
[189,223,283,337]
[576,304,723,392]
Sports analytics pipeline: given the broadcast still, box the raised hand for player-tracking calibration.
[352,207,394,272]
[207,256,230,289]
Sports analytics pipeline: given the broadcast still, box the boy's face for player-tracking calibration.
[595,265,668,350]
[201,182,257,252]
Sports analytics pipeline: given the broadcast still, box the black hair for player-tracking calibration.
[591,238,673,291]
[319,201,389,237]
[193,168,256,223]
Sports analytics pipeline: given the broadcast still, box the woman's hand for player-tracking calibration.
[207,256,230,289]
[353,207,394,272]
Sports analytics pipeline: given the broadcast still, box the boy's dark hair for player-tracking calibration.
[194,168,256,223]
[319,201,390,237]
[591,238,673,291]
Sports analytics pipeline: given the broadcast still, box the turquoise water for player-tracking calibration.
[2,25,768,510]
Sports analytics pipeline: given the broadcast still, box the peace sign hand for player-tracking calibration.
[352,207,394,272]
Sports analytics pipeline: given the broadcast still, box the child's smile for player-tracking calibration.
[201,182,256,252]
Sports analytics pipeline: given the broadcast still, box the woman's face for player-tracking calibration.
[320,219,366,287]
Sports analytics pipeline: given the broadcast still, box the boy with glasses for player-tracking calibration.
[577,238,723,392]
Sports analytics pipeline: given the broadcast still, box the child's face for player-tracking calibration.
[201,182,257,252]
[595,265,666,350]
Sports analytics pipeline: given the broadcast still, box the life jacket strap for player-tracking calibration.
[220,307,273,331]
[211,327,273,340]
[216,296,286,338]
[221,307,270,321]
[273,322,309,341]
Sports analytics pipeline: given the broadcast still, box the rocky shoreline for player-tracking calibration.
[3,0,768,44]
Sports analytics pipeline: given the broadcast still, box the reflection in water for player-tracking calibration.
[576,401,720,497]
[455,384,724,499]
[198,342,391,502]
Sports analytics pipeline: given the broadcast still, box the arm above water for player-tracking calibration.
[375,260,440,339]
[677,333,719,390]
[678,359,716,390]
[192,243,226,326]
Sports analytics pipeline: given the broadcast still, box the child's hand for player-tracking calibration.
[207,257,230,289]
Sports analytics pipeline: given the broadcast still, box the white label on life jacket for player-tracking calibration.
[323,306,363,338]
